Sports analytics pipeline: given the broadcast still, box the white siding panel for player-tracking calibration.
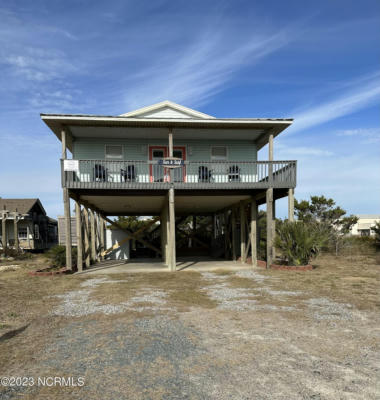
[105,229,130,260]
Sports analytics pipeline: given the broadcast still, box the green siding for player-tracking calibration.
[73,138,257,161]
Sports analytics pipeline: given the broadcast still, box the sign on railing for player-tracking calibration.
[158,158,184,168]
[63,159,79,172]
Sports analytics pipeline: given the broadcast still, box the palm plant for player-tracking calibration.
[274,220,329,265]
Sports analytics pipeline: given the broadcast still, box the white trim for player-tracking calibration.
[42,114,293,125]
[210,145,228,161]
[105,144,124,160]
[120,100,215,119]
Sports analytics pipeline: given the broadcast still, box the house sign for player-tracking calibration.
[158,158,184,168]
[63,159,79,171]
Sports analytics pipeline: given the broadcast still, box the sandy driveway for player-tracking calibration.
[0,255,379,399]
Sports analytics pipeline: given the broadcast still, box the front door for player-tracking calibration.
[148,146,186,182]
[149,146,167,182]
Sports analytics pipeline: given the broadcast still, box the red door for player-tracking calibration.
[148,146,186,182]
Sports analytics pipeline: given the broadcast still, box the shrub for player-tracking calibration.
[334,235,377,256]
[0,248,32,260]
[46,245,77,268]
[274,220,329,265]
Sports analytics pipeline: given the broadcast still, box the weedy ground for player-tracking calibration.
[0,253,379,399]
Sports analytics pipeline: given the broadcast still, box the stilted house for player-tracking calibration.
[41,100,296,270]
[0,198,58,251]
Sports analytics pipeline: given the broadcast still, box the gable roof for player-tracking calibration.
[0,198,46,215]
[120,100,215,119]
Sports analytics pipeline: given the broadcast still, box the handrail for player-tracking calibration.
[61,159,297,188]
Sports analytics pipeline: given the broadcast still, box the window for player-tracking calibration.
[360,229,370,237]
[211,146,227,160]
[152,150,164,159]
[34,224,40,240]
[18,227,27,239]
[105,145,123,160]
[173,149,183,159]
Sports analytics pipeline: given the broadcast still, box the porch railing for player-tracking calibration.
[61,159,296,188]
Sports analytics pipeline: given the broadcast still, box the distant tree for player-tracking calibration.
[294,195,358,255]
[111,216,155,231]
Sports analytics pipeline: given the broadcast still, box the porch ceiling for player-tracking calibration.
[68,126,266,141]
[78,193,251,215]
[80,195,166,215]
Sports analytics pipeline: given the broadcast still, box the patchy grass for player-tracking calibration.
[89,272,218,311]
[262,253,380,311]
[0,253,379,399]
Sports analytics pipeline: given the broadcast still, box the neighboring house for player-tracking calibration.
[41,100,297,270]
[350,215,380,237]
[0,198,58,250]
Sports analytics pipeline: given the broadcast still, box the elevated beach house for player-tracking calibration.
[41,101,296,271]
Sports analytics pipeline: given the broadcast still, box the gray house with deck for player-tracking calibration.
[41,101,296,270]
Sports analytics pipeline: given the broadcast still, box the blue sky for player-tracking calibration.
[0,0,379,218]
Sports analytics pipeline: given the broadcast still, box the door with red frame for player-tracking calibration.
[148,146,186,182]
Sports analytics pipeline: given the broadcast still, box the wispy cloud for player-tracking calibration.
[122,22,299,110]
[3,47,77,82]
[337,128,380,144]
[275,141,334,157]
[287,71,380,133]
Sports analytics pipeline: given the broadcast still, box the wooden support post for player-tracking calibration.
[63,188,72,270]
[75,201,83,272]
[160,212,165,263]
[168,187,176,271]
[224,211,229,259]
[96,213,100,261]
[266,188,273,269]
[61,128,72,270]
[288,188,294,222]
[14,209,19,252]
[272,199,276,261]
[231,208,237,261]
[61,128,67,159]
[99,215,105,260]
[168,128,173,157]
[250,198,257,267]
[27,225,30,248]
[240,201,246,263]
[83,207,90,267]
[268,131,274,161]
[160,205,168,264]
[165,202,170,264]
[1,209,7,251]
[212,213,217,239]
[89,209,96,263]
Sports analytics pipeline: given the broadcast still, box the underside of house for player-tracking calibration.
[41,101,296,271]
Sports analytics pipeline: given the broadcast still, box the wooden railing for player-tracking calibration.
[61,159,297,189]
